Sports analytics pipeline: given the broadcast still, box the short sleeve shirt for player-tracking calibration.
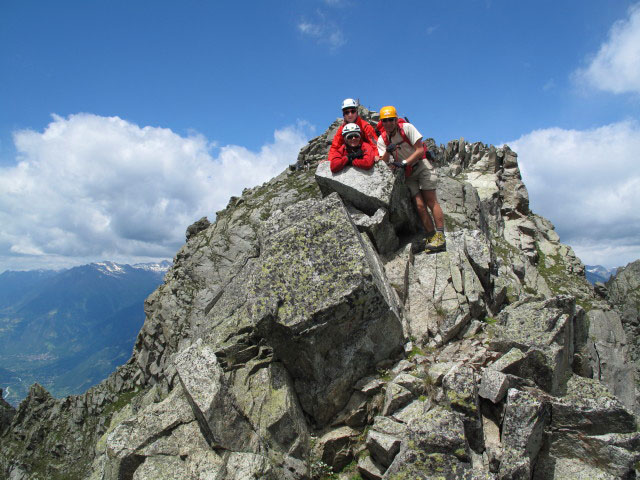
[377,122,423,162]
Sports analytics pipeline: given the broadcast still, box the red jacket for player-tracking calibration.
[329,116,378,154]
[329,141,376,173]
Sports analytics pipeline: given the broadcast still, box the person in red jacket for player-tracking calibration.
[329,99,378,158]
[329,123,376,173]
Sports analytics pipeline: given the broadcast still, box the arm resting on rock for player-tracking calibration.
[329,145,349,173]
[351,143,375,170]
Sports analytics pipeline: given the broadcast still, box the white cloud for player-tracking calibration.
[507,120,640,268]
[574,3,640,94]
[298,22,322,36]
[297,11,345,50]
[0,114,312,272]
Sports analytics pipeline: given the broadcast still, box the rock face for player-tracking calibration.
[605,259,640,415]
[0,390,13,436]
[1,108,638,479]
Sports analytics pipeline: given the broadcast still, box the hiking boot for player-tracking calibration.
[424,231,446,253]
[411,232,435,253]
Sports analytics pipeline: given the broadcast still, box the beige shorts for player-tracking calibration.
[406,159,437,196]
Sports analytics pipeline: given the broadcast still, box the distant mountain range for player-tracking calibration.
[585,264,620,284]
[0,260,170,406]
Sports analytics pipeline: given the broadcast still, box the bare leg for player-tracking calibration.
[413,192,435,233]
[420,189,444,230]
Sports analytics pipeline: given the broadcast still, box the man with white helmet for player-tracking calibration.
[329,99,378,160]
[377,105,445,252]
[328,123,376,173]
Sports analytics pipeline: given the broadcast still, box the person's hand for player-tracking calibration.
[348,150,363,161]
[386,143,398,153]
[426,149,436,161]
[391,161,406,169]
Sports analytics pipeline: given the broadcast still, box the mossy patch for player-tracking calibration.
[407,345,425,359]
[446,390,477,414]
[104,388,140,413]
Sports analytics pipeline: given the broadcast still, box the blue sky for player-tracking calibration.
[1,0,639,271]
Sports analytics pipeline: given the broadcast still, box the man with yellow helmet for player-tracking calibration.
[377,106,445,252]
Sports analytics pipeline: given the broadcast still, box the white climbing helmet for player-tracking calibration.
[341,98,358,110]
[342,123,361,137]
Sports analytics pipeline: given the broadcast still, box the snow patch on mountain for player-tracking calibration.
[132,260,172,273]
[585,264,620,284]
[94,261,126,276]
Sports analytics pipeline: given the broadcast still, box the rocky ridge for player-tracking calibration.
[0,107,637,479]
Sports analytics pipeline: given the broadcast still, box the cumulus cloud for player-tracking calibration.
[507,120,640,268]
[297,11,345,49]
[0,114,312,271]
[574,3,640,94]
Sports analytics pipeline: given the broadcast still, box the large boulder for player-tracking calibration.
[104,387,201,479]
[247,193,405,425]
[488,296,580,395]
[534,431,640,480]
[383,406,471,479]
[176,192,405,429]
[174,341,261,451]
[315,161,420,233]
[313,426,358,471]
[548,375,636,435]
[442,366,483,453]
[404,229,492,346]
[498,389,550,480]
[585,309,636,412]
[605,259,640,415]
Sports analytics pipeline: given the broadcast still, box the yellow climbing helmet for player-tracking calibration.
[379,106,398,119]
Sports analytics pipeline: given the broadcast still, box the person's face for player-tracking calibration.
[381,117,396,134]
[345,133,362,147]
[342,107,358,122]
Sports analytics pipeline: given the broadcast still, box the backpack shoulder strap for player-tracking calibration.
[379,128,389,145]
[396,119,411,145]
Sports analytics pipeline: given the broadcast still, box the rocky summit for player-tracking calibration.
[1,108,638,479]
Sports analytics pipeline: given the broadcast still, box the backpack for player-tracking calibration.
[377,117,428,160]
[379,117,427,158]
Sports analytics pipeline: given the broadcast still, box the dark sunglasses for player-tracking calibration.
[381,118,396,123]
[343,108,357,115]
[345,133,360,140]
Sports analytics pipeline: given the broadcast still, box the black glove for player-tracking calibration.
[347,149,363,161]
[426,149,436,161]
[391,161,406,168]
[386,143,398,153]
